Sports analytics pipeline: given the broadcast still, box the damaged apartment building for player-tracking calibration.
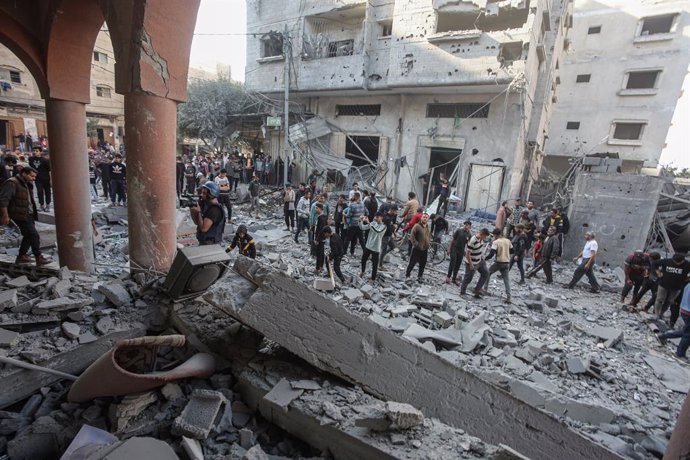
[543,0,690,175]
[245,0,571,207]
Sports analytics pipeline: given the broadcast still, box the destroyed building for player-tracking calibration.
[544,0,690,175]
[245,0,570,206]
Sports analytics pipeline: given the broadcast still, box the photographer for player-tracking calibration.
[190,181,225,246]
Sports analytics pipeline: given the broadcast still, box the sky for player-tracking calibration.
[188,0,689,169]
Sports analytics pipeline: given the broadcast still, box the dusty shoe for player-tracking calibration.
[15,254,33,264]
[36,255,53,266]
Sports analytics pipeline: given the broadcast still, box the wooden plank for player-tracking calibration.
[0,327,146,409]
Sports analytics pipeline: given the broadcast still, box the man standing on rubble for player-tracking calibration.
[566,231,600,293]
[484,228,513,303]
[405,212,431,282]
[248,175,261,217]
[323,226,346,284]
[294,190,312,244]
[447,220,472,285]
[359,212,386,281]
[190,181,225,246]
[214,169,233,224]
[621,250,650,305]
[343,193,366,256]
[109,153,126,206]
[654,253,690,323]
[29,147,51,212]
[401,192,419,226]
[379,205,398,270]
[313,203,328,273]
[461,228,490,296]
[505,198,523,237]
[526,225,559,284]
[0,166,52,265]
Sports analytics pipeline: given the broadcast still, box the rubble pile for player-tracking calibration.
[0,195,687,459]
[214,200,689,459]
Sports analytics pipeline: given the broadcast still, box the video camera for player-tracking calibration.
[179,194,199,208]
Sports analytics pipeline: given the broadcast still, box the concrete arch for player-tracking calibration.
[45,0,104,103]
[0,10,48,98]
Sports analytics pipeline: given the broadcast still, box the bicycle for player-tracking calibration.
[429,240,447,265]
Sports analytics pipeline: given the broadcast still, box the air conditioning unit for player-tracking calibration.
[163,245,231,301]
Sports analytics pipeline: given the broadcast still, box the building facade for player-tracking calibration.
[545,0,690,174]
[0,29,124,152]
[246,0,570,209]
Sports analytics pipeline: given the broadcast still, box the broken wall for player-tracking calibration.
[300,90,525,207]
[566,173,663,266]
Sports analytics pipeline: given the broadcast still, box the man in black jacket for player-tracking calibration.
[447,220,471,284]
[526,225,560,283]
[323,226,346,284]
[313,203,328,273]
[28,147,51,211]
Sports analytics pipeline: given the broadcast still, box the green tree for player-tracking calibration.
[660,165,690,179]
[177,77,252,151]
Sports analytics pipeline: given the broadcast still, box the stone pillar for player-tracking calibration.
[124,93,177,272]
[44,99,94,272]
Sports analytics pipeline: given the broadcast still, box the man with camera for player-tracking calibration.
[190,181,225,246]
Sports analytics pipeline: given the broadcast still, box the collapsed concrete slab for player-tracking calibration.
[205,257,620,460]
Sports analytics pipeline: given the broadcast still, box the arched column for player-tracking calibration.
[124,94,177,271]
[101,0,201,272]
[45,99,94,272]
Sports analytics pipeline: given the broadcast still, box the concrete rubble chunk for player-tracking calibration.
[79,332,98,344]
[578,325,624,348]
[101,437,179,460]
[173,389,226,439]
[402,323,462,348]
[161,383,185,401]
[263,378,304,410]
[181,436,204,460]
[0,289,18,311]
[386,401,424,429]
[643,354,690,393]
[566,357,590,375]
[290,379,321,391]
[60,322,81,340]
[313,278,335,291]
[51,279,71,298]
[0,327,20,347]
[95,316,115,335]
[433,311,453,328]
[109,392,158,432]
[7,276,31,288]
[58,266,71,281]
[543,297,559,308]
[33,297,92,314]
[98,282,132,307]
[243,445,270,460]
[342,288,363,303]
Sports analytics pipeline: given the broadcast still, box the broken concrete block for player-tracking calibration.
[0,327,20,347]
[61,322,80,340]
[526,301,544,312]
[33,297,92,314]
[528,290,544,301]
[263,378,304,410]
[79,332,98,344]
[0,289,18,311]
[342,288,363,303]
[290,379,321,391]
[95,316,114,335]
[109,392,158,432]
[433,311,453,328]
[173,389,226,439]
[514,348,535,364]
[402,323,462,348]
[51,279,71,298]
[239,428,255,449]
[313,278,335,291]
[102,437,179,460]
[98,282,132,307]
[161,383,185,401]
[243,445,270,460]
[386,401,424,429]
[543,297,559,308]
[181,436,204,460]
[580,325,624,348]
[525,340,545,355]
[7,276,31,288]
[566,357,590,374]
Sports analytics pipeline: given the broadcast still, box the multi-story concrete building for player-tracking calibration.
[0,29,124,151]
[545,0,690,174]
[246,0,570,209]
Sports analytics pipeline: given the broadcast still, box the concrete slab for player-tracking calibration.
[643,354,690,393]
[263,378,304,410]
[0,288,18,311]
[206,258,621,460]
